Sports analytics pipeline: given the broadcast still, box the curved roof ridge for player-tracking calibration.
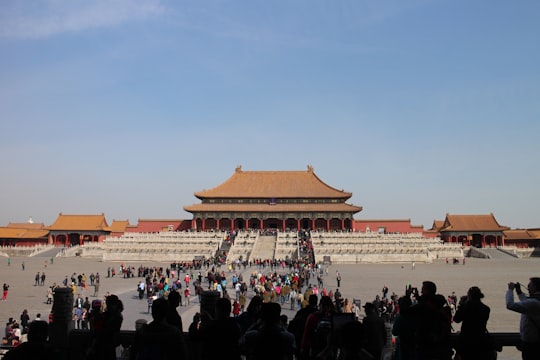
[194,166,353,199]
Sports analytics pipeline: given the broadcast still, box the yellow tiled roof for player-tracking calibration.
[0,227,49,239]
[46,213,110,231]
[110,220,131,233]
[184,202,362,213]
[440,213,509,232]
[428,220,445,231]
[7,222,45,230]
[194,166,353,199]
[503,229,537,239]
[529,229,540,238]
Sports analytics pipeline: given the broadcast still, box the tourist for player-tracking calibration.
[184,287,191,306]
[165,290,183,332]
[453,286,493,359]
[343,298,352,313]
[86,294,123,360]
[93,281,100,297]
[137,281,145,300]
[232,300,241,317]
[74,294,83,309]
[506,278,540,360]
[392,296,415,360]
[2,283,9,301]
[130,297,187,360]
[362,302,387,360]
[73,306,82,329]
[3,320,55,360]
[200,297,242,359]
[241,302,295,360]
[235,295,263,334]
[409,281,452,360]
[46,286,53,304]
[339,320,372,360]
[350,301,361,321]
[301,295,335,359]
[334,288,343,312]
[19,310,30,334]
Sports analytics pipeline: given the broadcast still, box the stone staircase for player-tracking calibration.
[478,247,518,259]
[250,234,277,260]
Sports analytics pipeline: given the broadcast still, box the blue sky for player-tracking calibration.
[1,0,539,229]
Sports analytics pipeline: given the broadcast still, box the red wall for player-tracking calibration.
[353,220,423,234]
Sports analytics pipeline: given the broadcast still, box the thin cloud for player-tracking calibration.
[0,0,166,39]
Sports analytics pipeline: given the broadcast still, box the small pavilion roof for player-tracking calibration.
[110,220,131,233]
[0,227,49,239]
[439,213,508,232]
[7,222,45,230]
[429,220,445,231]
[503,229,538,239]
[46,213,110,231]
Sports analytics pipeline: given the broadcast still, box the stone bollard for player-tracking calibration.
[49,287,74,351]
[200,290,220,319]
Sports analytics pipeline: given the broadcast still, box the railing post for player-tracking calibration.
[50,287,74,353]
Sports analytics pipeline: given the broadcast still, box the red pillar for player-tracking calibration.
[217,219,220,230]
[311,219,315,230]
[260,219,263,231]
[297,219,300,231]
[341,219,345,230]
[282,219,285,231]
[326,219,330,231]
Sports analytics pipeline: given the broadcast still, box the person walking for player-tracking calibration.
[506,278,540,360]
[2,283,9,301]
[93,282,100,297]
[184,287,191,306]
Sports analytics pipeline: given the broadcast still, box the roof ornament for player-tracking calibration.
[307,164,313,172]
[28,216,34,224]
[235,165,242,173]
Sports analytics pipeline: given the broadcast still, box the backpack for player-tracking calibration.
[310,314,332,357]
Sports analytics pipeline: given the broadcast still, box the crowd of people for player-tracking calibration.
[2,233,540,360]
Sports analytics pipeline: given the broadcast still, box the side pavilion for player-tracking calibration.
[183,165,362,232]
[46,213,111,246]
[435,213,509,247]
